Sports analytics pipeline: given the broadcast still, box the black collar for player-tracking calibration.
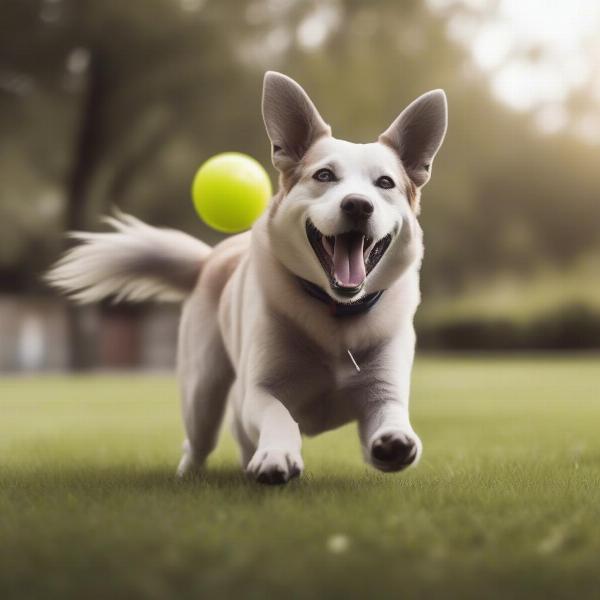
[298,278,384,317]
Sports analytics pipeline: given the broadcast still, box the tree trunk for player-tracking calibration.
[65,50,105,371]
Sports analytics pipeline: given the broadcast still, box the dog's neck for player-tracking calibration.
[297,277,384,318]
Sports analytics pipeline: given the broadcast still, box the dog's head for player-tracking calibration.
[262,72,447,302]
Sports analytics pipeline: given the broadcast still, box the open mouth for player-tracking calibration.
[306,219,392,297]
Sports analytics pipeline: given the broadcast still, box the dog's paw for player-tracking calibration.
[176,452,202,478]
[369,429,421,472]
[246,448,304,485]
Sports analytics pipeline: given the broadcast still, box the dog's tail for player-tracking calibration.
[46,211,211,303]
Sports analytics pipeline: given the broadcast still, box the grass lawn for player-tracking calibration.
[1,355,599,599]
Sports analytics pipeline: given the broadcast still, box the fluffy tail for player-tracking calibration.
[46,211,211,303]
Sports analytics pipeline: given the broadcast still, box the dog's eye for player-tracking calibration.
[313,168,337,183]
[375,175,395,189]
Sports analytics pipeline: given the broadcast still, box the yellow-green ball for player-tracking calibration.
[191,152,272,233]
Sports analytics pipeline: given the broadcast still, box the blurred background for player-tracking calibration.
[1,0,599,372]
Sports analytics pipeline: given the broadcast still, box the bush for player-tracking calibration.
[417,303,600,350]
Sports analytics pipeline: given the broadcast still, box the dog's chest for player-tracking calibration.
[266,361,364,435]
[261,323,375,435]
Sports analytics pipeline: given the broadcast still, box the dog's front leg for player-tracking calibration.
[243,388,304,485]
[357,331,422,472]
[359,400,422,472]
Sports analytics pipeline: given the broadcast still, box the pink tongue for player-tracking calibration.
[333,233,366,287]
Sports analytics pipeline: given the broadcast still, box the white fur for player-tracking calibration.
[48,72,447,484]
[46,211,210,303]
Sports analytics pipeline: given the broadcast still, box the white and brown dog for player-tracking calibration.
[49,72,447,484]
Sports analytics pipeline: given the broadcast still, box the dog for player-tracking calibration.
[48,72,447,484]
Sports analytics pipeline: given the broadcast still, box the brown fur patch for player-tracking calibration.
[280,166,303,193]
[268,134,329,219]
[268,189,285,219]
[379,137,421,212]
[200,237,249,303]
[407,180,421,213]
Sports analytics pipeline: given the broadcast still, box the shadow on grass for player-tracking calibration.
[0,462,414,497]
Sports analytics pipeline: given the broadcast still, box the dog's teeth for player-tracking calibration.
[322,236,334,256]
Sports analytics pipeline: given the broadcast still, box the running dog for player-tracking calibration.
[48,72,447,484]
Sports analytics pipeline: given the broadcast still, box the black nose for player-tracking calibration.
[341,195,374,220]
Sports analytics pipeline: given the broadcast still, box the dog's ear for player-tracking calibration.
[380,90,447,187]
[262,71,331,173]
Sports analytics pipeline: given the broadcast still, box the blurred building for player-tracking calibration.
[0,296,178,372]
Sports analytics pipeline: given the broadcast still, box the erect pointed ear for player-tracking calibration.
[262,71,331,173]
[379,90,448,187]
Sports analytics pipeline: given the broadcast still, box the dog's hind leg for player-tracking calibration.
[176,289,234,477]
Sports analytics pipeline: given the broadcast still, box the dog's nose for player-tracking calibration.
[341,195,374,220]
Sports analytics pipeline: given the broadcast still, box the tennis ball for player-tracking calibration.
[191,152,272,233]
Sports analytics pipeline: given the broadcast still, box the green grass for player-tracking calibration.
[1,356,600,599]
